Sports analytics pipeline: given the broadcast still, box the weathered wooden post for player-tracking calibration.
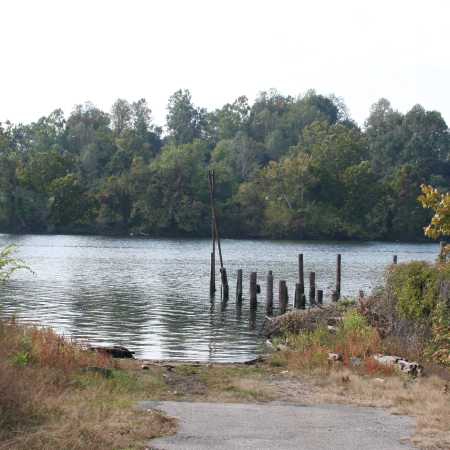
[210,252,215,294]
[294,283,302,309]
[300,293,306,309]
[236,301,242,322]
[249,304,257,330]
[250,272,257,306]
[440,241,447,261]
[208,171,228,297]
[266,271,273,315]
[279,280,287,314]
[298,254,304,295]
[221,268,229,298]
[309,272,315,304]
[336,254,341,300]
[440,241,447,256]
[317,289,323,305]
[221,293,228,312]
[210,171,216,295]
[236,269,243,302]
[393,255,397,264]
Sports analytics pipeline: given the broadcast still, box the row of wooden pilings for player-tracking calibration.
[231,254,343,316]
[217,253,401,316]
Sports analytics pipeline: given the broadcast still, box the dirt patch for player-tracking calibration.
[266,374,320,402]
[162,373,208,395]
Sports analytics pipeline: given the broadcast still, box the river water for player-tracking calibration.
[0,234,440,361]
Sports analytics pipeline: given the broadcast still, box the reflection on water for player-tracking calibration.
[0,234,440,361]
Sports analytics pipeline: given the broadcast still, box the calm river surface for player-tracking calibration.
[0,234,440,361]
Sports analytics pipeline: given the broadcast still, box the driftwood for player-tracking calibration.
[244,356,266,365]
[89,345,135,358]
[260,305,344,337]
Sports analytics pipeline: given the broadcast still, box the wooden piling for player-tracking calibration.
[309,272,315,304]
[221,268,229,298]
[317,289,323,305]
[279,280,287,314]
[298,254,304,295]
[393,255,397,264]
[266,272,273,315]
[208,171,228,296]
[209,171,216,294]
[210,252,215,294]
[300,293,306,309]
[336,254,341,300]
[294,283,304,309]
[236,269,243,302]
[249,305,257,331]
[294,283,300,309]
[236,301,242,321]
[250,272,257,306]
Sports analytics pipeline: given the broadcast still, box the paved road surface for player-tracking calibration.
[136,401,415,450]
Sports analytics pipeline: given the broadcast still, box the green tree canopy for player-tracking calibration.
[47,174,98,227]
[18,149,76,194]
[165,89,207,145]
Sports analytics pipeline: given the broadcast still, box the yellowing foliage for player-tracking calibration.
[418,184,450,238]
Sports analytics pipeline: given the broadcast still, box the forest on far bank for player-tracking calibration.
[1,88,448,241]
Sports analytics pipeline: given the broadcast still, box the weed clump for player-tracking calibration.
[274,311,387,376]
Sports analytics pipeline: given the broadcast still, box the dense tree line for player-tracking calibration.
[1,89,448,241]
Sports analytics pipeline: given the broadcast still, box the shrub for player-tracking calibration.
[342,309,369,331]
[361,261,450,364]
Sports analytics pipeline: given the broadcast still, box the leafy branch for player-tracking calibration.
[0,244,34,283]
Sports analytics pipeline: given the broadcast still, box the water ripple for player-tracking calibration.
[0,235,440,361]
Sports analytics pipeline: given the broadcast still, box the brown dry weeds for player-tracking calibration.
[3,312,450,450]
[0,317,178,450]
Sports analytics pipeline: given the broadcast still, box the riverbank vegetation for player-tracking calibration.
[0,317,179,449]
[2,89,449,240]
[2,258,450,448]
[265,258,450,448]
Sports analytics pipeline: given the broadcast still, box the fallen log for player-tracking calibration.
[89,345,135,358]
[244,356,266,365]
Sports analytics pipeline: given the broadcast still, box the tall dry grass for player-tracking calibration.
[0,315,176,449]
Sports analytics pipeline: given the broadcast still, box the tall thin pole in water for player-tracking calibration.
[208,171,228,297]
[210,171,216,294]
[298,254,304,295]
[336,254,341,300]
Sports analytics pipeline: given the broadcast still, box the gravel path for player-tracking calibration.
[136,401,415,450]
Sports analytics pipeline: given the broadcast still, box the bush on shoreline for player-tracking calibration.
[268,260,450,376]
[361,261,450,364]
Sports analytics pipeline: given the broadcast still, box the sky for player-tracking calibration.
[1,0,450,130]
